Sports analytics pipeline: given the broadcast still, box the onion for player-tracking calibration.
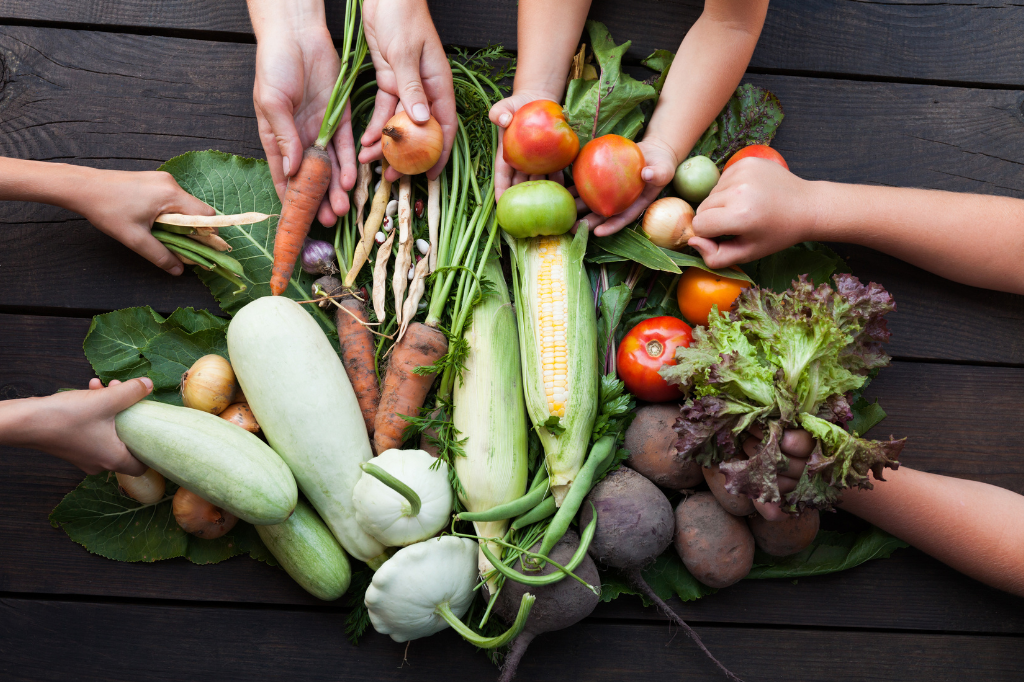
[181,354,237,415]
[219,402,261,434]
[172,487,239,539]
[642,197,696,251]
[312,275,343,307]
[381,111,443,175]
[301,238,338,275]
[116,468,166,505]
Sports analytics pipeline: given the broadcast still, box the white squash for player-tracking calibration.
[226,296,386,565]
[352,448,452,547]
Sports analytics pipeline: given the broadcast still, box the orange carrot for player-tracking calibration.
[335,294,379,439]
[270,146,331,296]
[373,322,448,453]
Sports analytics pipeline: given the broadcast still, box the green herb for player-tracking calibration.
[344,567,374,645]
[542,415,566,437]
[689,83,785,167]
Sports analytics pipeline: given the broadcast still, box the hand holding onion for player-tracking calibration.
[380,111,444,176]
[642,197,696,251]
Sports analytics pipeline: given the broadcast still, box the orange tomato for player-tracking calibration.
[676,267,750,327]
[723,144,788,171]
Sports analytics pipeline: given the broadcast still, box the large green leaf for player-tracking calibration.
[159,150,335,337]
[690,84,785,167]
[746,527,907,579]
[49,473,276,565]
[593,228,681,274]
[741,242,847,291]
[660,249,754,283]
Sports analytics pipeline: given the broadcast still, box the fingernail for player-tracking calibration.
[641,168,653,182]
[170,264,184,276]
[282,157,291,176]
[138,377,154,391]
[499,113,512,127]
[412,103,430,122]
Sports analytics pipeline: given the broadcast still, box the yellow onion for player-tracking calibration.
[172,487,238,539]
[219,402,261,434]
[116,468,166,505]
[642,197,695,251]
[181,354,237,415]
[381,111,443,175]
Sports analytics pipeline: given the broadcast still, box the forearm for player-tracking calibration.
[809,182,1024,294]
[513,0,591,99]
[841,466,1024,597]
[644,0,768,165]
[0,397,48,450]
[247,0,325,40]
[0,157,96,212]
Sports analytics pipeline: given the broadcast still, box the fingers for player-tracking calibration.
[89,378,103,390]
[422,45,456,179]
[320,143,347,224]
[111,448,148,477]
[164,181,216,217]
[754,499,790,521]
[593,184,661,237]
[489,97,517,128]
[102,377,154,413]
[130,232,185,276]
[781,429,815,458]
[254,88,304,182]
[493,145,515,201]
[687,235,753,270]
[362,87,399,150]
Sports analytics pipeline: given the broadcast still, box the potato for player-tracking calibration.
[748,509,820,557]
[624,404,703,489]
[674,491,754,588]
[702,462,755,516]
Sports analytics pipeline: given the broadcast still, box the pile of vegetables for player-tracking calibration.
[48,25,916,682]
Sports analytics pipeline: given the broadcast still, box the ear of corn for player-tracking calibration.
[453,255,529,576]
[510,229,598,505]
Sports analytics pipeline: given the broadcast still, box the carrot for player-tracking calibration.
[270,146,332,296]
[373,322,448,453]
[335,294,380,439]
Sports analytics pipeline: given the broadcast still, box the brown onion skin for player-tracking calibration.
[181,354,237,415]
[219,402,261,434]
[116,468,166,505]
[642,197,695,251]
[172,487,238,539]
[381,111,443,175]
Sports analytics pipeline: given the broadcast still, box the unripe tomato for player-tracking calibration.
[673,155,720,205]
[496,180,577,238]
[573,134,645,217]
[676,267,750,327]
[503,100,580,175]
[723,144,788,171]
[617,316,693,402]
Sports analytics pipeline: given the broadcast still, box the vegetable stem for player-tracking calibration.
[360,461,422,517]
[435,593,535,649]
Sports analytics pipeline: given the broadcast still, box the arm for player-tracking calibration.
[0,157,213,275]
[841,467,1024,597]
[593,0,769,235]
[0,378,153,476]
[248,0,357,222]
[488,0,591,199]
[690,159,1024,294]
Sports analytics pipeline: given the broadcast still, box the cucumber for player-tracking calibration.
[227,296,386,564]
[115,400,297,525]
[257,499,352,601]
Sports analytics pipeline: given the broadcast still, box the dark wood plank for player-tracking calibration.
[4,1,1024,86]
[2,598,1022,682]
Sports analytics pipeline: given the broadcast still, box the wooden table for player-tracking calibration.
[2,2,1023,679]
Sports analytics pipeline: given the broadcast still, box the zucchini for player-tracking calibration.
[227,297,387,564]
[114,400,297,524]
[257,499,352,601]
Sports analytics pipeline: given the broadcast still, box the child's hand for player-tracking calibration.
[741,426,815,521]
[488,91,567,201]
[359,0,456,182]
[688,158,819,268]
[73,170,216,276]
[2,378,153,476]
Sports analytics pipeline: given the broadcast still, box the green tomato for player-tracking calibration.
[496,180,577,239]
[673,156,720,205]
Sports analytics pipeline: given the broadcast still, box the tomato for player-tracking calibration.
[673,155,720,205]
[496,180,577,238]
[723,144,788,171]
[676,267,750,327]
[617,316,693,402]
[573,134,645,217]
[503,100,580,175]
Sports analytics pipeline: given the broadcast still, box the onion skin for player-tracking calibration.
[172,487,239,539]
[181,354,237,415]
[220,402,261,434]
[116,468,166,505]
[301,239,338,275]
[381,111,443,175]
[642,197,695,251]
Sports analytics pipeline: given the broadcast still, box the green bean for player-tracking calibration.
[212,266,247,294]
[527,463,550,492]
[537,435,615,558]
[457,480,547,523]
[163,243,216,270]
[511,495,556,530]
[153,230,244,277]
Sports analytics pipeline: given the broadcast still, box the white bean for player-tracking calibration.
[415,239,429,256]
[386,199,398,217]
[375,231,386,244]
[407,267,415,280]
[382,215,393,232]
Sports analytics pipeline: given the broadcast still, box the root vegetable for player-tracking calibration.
[116,468,166,505]
[748,509,820,557]
[380,111,443,175]
[703,462,755,516]
[270,146,332,295]
[172,487,239,539]
[181,354,237,415]
[335,294,380,438]
[674,491,754,589]
[625,404,702,490]
[642,197,695,251]
[219,402,260,434]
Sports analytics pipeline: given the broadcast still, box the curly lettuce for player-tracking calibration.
[659,274,904,511]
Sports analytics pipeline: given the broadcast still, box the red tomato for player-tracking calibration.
[503,100,580,175]
[573,134,645,217]
[723,144,789,171]
[616,316,693,402]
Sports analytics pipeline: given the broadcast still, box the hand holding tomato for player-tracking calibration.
[489,91,572,201]
[676,267,749,327]
[617,316,693,402]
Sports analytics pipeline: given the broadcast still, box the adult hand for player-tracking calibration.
[740,426,815,521]
[253,24,357,225]
[359,0,456,182]
[488,91,567,201]
[688,158,819,268]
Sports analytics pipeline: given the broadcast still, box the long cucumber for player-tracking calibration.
[257,500,352,601]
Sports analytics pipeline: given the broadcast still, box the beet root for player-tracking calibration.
[703,462,755,516]
[625,404,703,489]
[748,508,820,556]
[492,529,600,682]
[674,491,755,589]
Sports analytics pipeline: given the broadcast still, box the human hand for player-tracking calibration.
[253,23,356,224]
[359,0,456,182]
[688,158,819,268]
[71,169,215,276]
[8,379,153,476]
[488,91,568,201]
[740,426,815,521]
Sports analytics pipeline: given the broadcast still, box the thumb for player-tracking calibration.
[390,51,432,124]
[688,236,748,270]
[104,377,154,412]
[640,158,676,187]
[256,92,305,178]
[167,189,216,218]
[489,98,517,128]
